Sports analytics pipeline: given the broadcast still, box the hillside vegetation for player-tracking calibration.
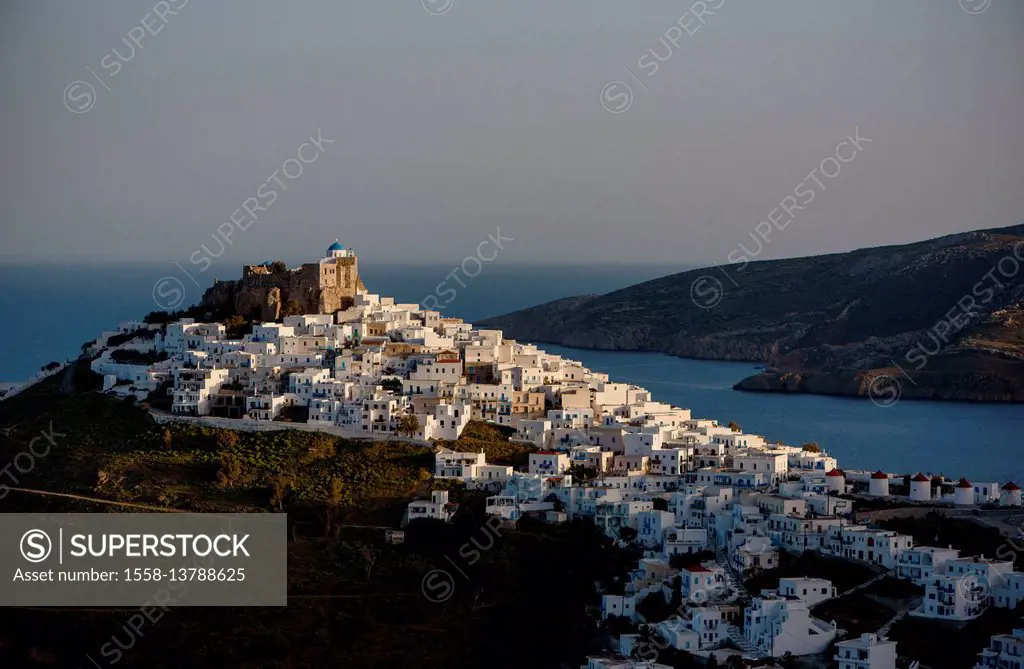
[0,373,632,668]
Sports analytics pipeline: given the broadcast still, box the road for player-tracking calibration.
[149,408,432,447]
[969,512,1024,538]
[0,360,74,402]
[6,487,192,512]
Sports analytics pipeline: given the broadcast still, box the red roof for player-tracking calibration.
[1003,481,1020,491]
[684,564,713,573]
[957,477,973,488]
[912,473,931,482]
[871,471,889,480]
[826,469,844,477]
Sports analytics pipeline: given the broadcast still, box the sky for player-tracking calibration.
[1,0,1022,268]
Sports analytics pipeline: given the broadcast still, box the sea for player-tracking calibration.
[1,262,1021,483]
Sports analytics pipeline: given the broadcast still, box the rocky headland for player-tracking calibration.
[483,225,1024,402]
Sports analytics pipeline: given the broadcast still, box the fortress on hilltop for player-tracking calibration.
[201,240,367,320]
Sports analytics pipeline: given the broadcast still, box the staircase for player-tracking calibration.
[727,625,762,657]
[706,528,764,659]
[836,569,893,598]
[722,559,753,604]
[875,596,922,637]
[709,531,752,604]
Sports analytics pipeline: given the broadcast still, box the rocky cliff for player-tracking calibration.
[483,224,1024,402]
[201,260,367,321]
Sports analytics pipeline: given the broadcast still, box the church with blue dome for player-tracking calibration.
[325,239,354,259]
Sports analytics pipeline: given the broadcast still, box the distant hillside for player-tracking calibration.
[483,224,1024,402]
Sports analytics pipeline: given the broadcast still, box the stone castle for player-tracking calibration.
[201,241,367,321]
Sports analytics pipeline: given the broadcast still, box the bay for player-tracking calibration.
[540,344,1024,484]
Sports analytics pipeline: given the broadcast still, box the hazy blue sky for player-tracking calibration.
[1,0,1022,267]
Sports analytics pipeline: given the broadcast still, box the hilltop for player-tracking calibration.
[483,224,1024,402]
[200,243,367,321]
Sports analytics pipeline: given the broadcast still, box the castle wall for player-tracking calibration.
[315,256,359,313]
[202,256,362,320]
[243,265,272,279]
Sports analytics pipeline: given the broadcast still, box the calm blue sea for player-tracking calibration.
[540,345,1024,484]
[1,263,1020,482]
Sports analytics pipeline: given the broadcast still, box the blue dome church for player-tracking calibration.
[326,239,353,259]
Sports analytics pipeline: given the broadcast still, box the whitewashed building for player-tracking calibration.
[731,535,778,574]
[433,448,511,485]
[171,367,229,415]
[823,526,914,569]
[835,634,897,669]
[992,571,1024,610]
[654,606,737,652]
[913,557,1014,622]
[766,577,836,607]
[974,627,1024,669]
[404,490,458,525]
[734,451,789,483]
[744,595,837,657]
[420,401,471,440]
[972,481,1002,505]
[663,527,707,556]
[528,450,571,475]
[768,515,845,554]
[678,563,728,603]
[895,546,960,586]
[635,510,675,549]
[601,594,636,620]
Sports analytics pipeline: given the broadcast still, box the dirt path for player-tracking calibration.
[7,487,394,530]
[5,487,187,512]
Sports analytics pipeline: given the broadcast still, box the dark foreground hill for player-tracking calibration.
[483,224,1024,402]
[0,373,629,669]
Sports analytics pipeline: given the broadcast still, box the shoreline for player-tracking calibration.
[522,339,1024,405]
